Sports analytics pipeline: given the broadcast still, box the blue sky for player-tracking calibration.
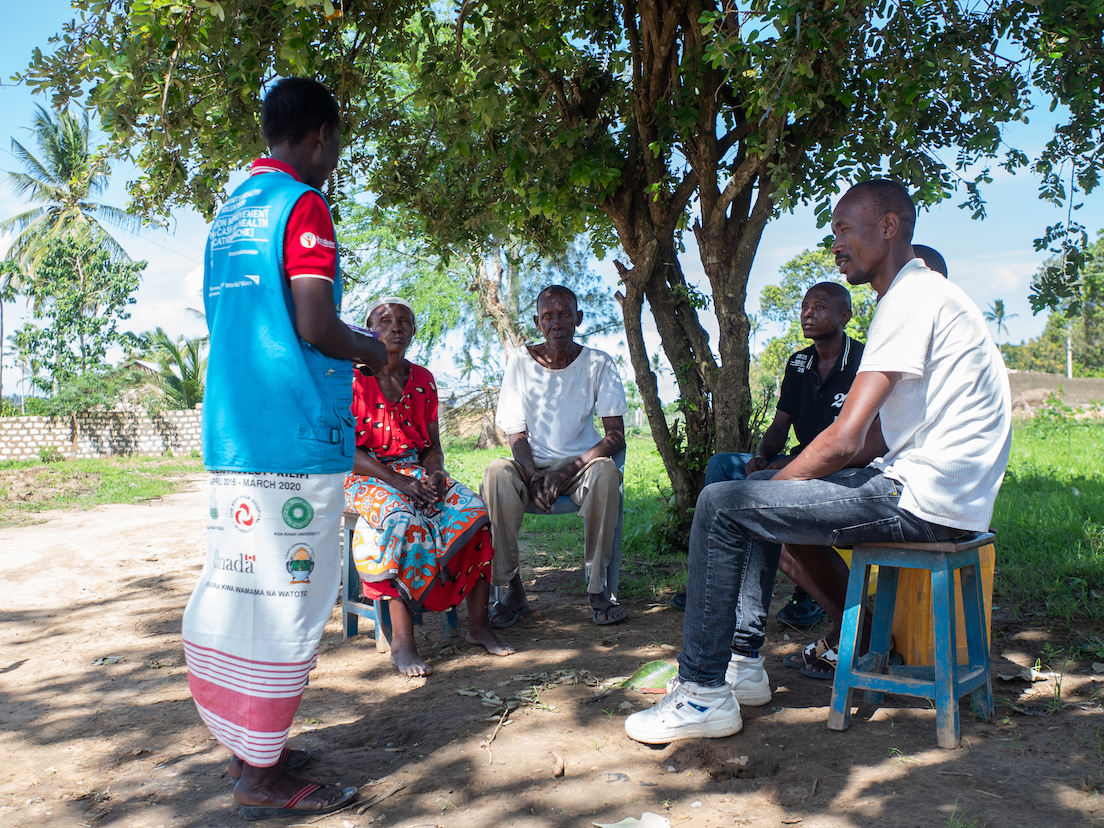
[2,1,1102,399]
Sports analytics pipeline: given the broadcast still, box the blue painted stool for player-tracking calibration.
[827,532,995,749]
[341,512,458,652]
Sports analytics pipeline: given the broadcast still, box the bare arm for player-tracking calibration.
[518,416,626,512]
[579,416,627,468]
[772,371,900,482]
[848,414,888,468]
[745,411,792,474]
[508,431,539,480]
[419,421,447,500]
[290,277,388,370]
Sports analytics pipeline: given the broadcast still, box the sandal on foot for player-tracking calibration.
[798,638,838,679]
[229,746,314,780]
[489,601,531,629]
[240,783,357,821]
[591,601,628,626]
[783,638,822,670]
[783,638,836,676]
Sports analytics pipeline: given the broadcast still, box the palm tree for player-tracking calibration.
[148,327,207,409]
[0,263,20,412]
[1,104,138,287]
[748,313,762,353]
[984,299,1018,347]
[7,331,42,414]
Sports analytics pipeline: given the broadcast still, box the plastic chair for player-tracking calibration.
[340,512,458,652]
[828,532,995,749]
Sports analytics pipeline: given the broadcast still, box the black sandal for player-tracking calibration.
[591,601,628,626]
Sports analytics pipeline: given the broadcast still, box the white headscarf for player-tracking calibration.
[365,296,416,330]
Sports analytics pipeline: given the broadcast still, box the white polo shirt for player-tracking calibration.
[860,259,1012,532]
[495,345,628,465]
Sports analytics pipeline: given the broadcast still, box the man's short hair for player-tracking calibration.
[850,179,916,243]
[913,244,948,278]
[536,284,579,313]
[807,281,852,313]
[261,78,340,148]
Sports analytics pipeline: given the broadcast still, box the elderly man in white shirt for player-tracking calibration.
[625,179,1012,744]
[481,285,629,627]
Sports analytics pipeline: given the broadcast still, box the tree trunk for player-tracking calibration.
[613,227,719,522]
[504,245,521,330]
[473,245,526,354]
[694,185,777,454]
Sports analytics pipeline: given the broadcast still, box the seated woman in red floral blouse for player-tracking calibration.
[344,297,514,676]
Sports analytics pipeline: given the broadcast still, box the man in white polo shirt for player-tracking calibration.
[481,285,629,627]
[625,179,1011,744]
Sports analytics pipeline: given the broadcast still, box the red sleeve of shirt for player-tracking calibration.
[408,365,439,426]
[283,191,337,284]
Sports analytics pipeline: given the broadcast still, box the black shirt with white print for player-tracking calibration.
[776,335,865,455]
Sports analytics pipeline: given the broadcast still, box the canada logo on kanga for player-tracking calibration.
[231,496,261,532]
[286,543,315,584]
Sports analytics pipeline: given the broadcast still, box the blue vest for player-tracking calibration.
[201,169,354,473]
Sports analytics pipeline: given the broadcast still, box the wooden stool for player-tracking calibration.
[828,532,995,749]
[341,512,458,651]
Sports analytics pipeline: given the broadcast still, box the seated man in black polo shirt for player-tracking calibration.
[702,281,887,705]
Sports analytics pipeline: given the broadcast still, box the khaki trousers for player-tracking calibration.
[480,455,621,594]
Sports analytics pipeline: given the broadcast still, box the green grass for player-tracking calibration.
[5,418,1097,625]
[449,419,1104,622]
[0,455,205,526]
[991,418,1104,625]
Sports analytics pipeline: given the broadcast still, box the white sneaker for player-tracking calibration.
[726,653,772,707]
[625,680,743,744]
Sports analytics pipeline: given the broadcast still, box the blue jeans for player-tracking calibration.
[703,452,784,485]
[678,467,960,687]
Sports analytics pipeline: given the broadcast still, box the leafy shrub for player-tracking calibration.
[38,446,65,463]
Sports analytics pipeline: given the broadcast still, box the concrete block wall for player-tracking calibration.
[0,408,203,461]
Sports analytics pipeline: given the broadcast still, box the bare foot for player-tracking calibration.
[386,599,432,676]
[466,577,516,655]
[389,639,432,676]
[235,765,349,811]
[466,626,516,656]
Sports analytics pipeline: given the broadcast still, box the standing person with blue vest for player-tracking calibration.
[181,78,387,821]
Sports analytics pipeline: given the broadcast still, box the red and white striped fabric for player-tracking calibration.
[182,471,344,767]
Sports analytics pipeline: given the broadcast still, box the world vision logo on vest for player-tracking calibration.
[231,496,261,532]
[282,496,314,530]
[286,543,315,584]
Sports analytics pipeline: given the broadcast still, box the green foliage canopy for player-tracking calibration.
[1,104,137,279]
[1005,228,1104,376]
[16,235,145,389]
[20,0,1068,516]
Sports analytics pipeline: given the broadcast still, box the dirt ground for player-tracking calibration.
[2,475,1103,828]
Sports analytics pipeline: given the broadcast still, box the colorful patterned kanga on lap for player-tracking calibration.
[344,452,493,614]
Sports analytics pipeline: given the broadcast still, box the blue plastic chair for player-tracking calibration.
[828,531,995,749]
[341,512,458,652]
